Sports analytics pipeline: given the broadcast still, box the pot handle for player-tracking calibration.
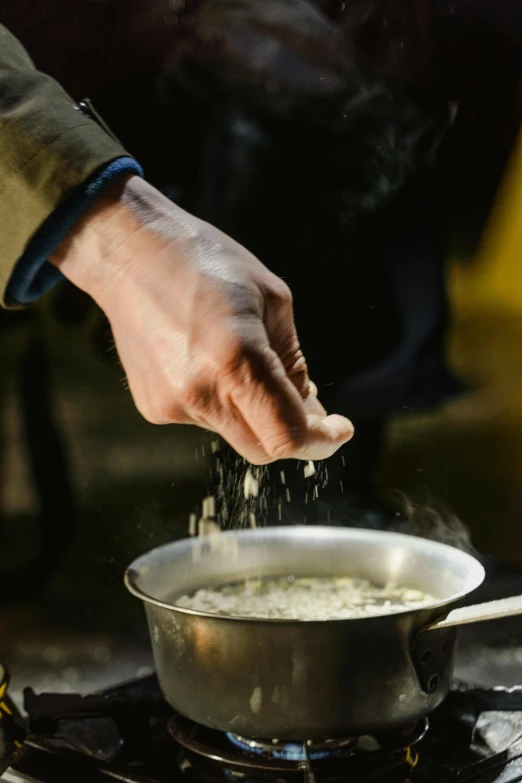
[427,594,522,631]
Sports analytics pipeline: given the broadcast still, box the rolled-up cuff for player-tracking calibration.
[6,156,143,305]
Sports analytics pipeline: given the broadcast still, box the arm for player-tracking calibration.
[0,24,353,463]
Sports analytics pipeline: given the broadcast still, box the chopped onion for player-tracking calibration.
[175,576,436,621]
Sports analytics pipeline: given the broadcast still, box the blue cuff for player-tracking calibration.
[6,156,144,305]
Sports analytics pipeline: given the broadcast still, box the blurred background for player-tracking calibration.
[2,0,522,711]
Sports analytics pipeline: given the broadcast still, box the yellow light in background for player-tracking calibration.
[451,131,522,317]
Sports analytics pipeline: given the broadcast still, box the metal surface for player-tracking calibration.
[4,739,149,783]
[124,527,486,739]
[429,593,522,630]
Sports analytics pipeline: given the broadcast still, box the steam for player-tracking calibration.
[392,491,475,554]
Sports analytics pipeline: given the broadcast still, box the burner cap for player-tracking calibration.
[227,734,356,761]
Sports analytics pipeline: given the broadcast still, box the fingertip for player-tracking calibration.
[289,414,353,461]
[324,414,354,442]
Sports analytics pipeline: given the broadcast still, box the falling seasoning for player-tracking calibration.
[303,461,315,479]
[244,469,260,499]
[190,433,304,534]
[202,496,216,520]
[197,518,221,537]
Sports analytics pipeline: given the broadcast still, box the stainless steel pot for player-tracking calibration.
[124,526,522,740]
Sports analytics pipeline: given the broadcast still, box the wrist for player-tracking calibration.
[49,175,197,308]
[49,173,139,300]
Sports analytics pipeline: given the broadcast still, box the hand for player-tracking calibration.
[50,175,353,464]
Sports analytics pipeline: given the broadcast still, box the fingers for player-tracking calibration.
[227,326,310,462]
[263,276,310,399]
[303,381,327,417]
[299,413,354,460]
[260,275,353,458]
[212,414,275,466]
[223,318,353,463]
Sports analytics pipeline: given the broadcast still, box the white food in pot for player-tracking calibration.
[175,576,436,621]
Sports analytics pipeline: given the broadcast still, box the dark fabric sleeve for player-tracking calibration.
[6,157,144,305]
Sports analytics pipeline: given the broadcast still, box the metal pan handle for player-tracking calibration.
[428,594,522,631]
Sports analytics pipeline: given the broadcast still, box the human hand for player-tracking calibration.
[50,175,353,464]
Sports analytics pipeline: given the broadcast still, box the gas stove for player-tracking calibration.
[4,675,522,783]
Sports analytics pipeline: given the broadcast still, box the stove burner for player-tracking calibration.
[226,733,356,761]
[12,676,522,783]
[170,716,428,778]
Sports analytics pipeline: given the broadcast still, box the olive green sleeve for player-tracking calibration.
[0,24,129,306]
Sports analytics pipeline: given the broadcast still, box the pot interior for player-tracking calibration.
[126,526,485,618]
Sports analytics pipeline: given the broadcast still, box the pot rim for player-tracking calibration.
[124,526,486,625]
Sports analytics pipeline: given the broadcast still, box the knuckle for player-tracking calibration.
[263,428,306,460]
[285,350,309,386]
[178,377,207,412]
[218,332,266,378]
[248,454,277,466]
[177,369,219,418]
[219,335,246,374]
[266,276,292,306]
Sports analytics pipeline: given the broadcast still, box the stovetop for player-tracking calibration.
[5,675,522,783]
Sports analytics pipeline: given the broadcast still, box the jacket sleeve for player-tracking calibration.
[0,24,132,307]
[6,156,144,305]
